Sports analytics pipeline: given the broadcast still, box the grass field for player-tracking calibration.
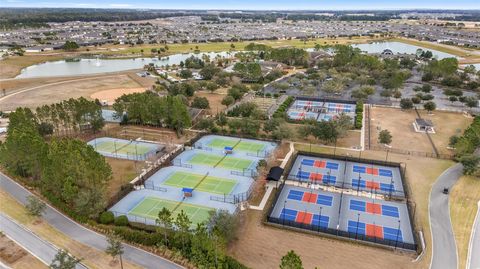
[450,175,480,269]
[188,152,253,171]
[129,197,214,225]
[163,171,237,195]
[208,138,266,153]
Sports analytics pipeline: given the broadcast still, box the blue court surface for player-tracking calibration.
[288,154,405,197]
[109,135,277,226]
[268,184,415,247]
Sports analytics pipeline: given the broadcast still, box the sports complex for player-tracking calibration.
[88,137,164,161]
[267,152,417,250]
[109,135,277,226]
[286,97,356,122]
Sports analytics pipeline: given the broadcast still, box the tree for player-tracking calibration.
[379,129,392,145]
[280,250,303,269]
[179,69,193,79]
[62,41,79,51]
[175,210,191,251]
[263,118,280,134]
[105,234,124,269]
[459,155,480,176]
[38,122,54,137]
[191,97,210,109]
[49,249,81,269]
[221,96,235,107]
[465,97,478,110]
[423,101,436,113]
[156,207,173,246]
[208,210,240,244]
[25,195,46,217]
[400,98,413,110]
[199,64,220,80]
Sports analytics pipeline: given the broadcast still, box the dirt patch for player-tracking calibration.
[370,106,433,153]
[105,158,141,200]
[91,87,146,105]
[194,91,227,115]
[0,233,47,269]
[418,110,472,155]
[0,74,141,111]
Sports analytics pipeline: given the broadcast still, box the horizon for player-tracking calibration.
[1,0,479,11]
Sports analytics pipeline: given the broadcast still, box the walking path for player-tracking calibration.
[0,172,183,269]
[429,163,462,269]
[0,213,88,269]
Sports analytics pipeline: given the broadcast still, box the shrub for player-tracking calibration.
[99,211,115,224]
[114,215,129,226]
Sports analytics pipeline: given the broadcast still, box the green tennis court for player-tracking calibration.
[188,153,253,171]
[129,197,214,225]
[116,143,152,155]
[163,171,236,195]
[94,140,129,153]
[208,138,265,153]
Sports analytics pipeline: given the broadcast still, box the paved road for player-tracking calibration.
[0,172,183,269]
[429,163,462,269]
[0,213,87,269]
[467,201,480,269]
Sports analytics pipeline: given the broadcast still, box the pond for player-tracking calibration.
[351,41,458,60]
[16,51,232,79]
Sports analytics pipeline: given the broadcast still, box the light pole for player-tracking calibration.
[318,206,323,232]
[395,220,401,249]
[355,213,360,240]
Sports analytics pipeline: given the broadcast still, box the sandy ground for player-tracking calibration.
[194,91,227,115]
[0,233,47,269]
[91,87,146,105]
[370,107,472,155]
[0,74,141,111]
[370,106,433,153]
[230,147,453,269]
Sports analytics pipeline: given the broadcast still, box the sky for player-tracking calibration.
[1,0,479,10]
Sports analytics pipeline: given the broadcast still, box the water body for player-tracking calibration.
[351,41,457,59]
[16,51,232,78]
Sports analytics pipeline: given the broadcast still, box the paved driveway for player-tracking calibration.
[429,163,462,269]
[0,172,183,269]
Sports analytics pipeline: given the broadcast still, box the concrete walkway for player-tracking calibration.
[429,163,462,269]
[0,213,88,269]
[0,172,183,269]
[467,200,480,269]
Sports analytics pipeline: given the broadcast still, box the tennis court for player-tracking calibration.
[207,138,266,153]
[163,171,237,195]
[88,137,163,161]
[129,196,214,225]
[188,152,253,171]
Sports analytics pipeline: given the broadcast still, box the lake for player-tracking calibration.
[351,41,457,59]
[16,51,232,79]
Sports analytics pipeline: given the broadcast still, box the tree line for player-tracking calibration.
[0,105,112,219]
[113,92,191,134]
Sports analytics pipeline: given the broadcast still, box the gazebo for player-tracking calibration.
[413,118,435,133]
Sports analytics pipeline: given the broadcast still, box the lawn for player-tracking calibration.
[105,158,139,200]
[163,171,237,195]
[450,175,480,269]
[129,197,214,225]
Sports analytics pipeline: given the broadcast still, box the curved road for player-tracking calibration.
[429,163,462,269]
[0,213,87,269]
[467,201,480,269]
[0,172,183,269]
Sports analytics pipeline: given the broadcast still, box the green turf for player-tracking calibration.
[129,197,214,225]
[163,171,236,195]
[95,140,127,153]
[116,143,152,155]
[188,153,253,171]
[208,138,265,153]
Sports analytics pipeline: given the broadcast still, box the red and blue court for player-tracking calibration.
[286,99,356,123]
[289,155,343,186]
[268,184,415,247]
[347,163,404,197]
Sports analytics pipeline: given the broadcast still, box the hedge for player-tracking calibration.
[114,215,129,226]
[273,96,294,118]
[99,211,114,224]
[355,101,364,129]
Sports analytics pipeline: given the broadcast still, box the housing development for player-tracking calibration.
[0,5,479,269]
